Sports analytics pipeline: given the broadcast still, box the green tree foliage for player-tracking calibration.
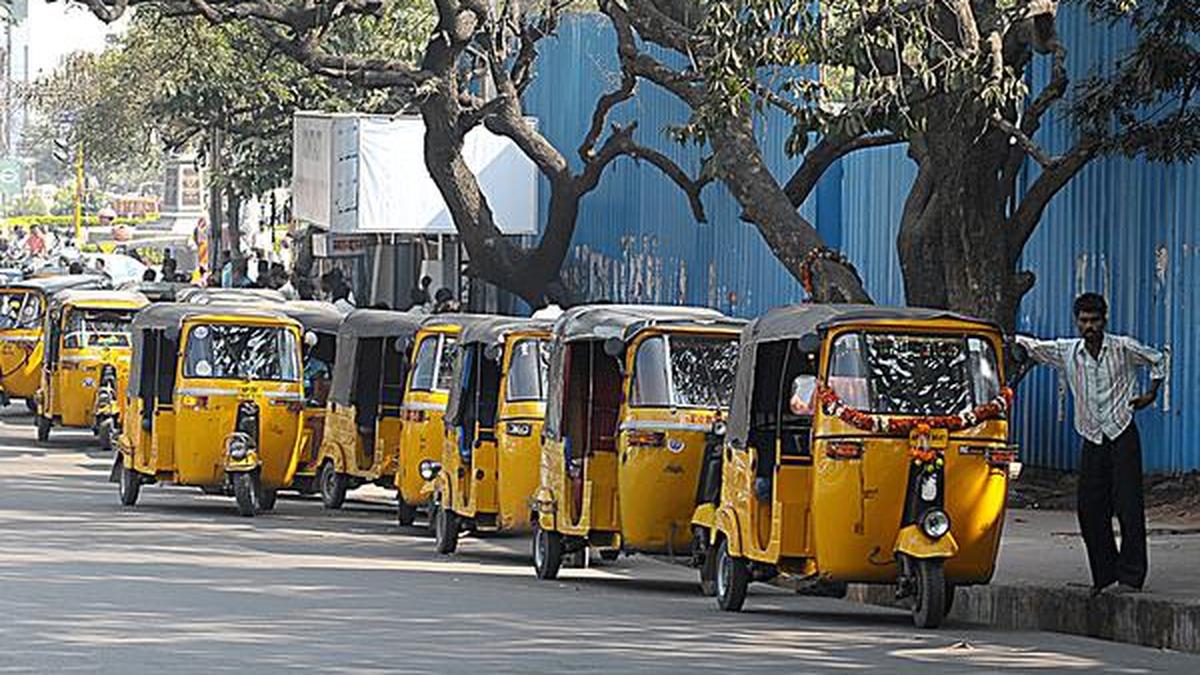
[26,4,431,197]
[688,0,1199,325]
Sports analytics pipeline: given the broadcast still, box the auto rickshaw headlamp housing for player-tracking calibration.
[419,459,441,481]
[225,432,255,461]
[920,509,951,539]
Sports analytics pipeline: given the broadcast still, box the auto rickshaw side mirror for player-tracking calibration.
[393,336,408,353]
[485,343,503,362]
[602,337,625,358]
[797,332,821,354]
[304,331,319,348]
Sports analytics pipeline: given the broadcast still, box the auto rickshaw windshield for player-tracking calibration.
[410,334,458,392]
[0,291,42,330]
[827,332,1000,416]
[63,308,138,348]
[632,334,739,409]
[506,337,551,401]
[183,323,301,381]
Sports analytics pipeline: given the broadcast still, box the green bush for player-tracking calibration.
[1,214,159,229]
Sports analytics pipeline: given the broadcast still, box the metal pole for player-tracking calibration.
[74,143,84,245]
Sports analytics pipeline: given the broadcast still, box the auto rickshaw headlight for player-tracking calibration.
[226,433,254,461]
[419,460,441,481]
[711,420,727,437]
[506,421,533,437]
[920,509,951,539]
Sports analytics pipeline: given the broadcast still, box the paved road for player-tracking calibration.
[1,408,1197,674]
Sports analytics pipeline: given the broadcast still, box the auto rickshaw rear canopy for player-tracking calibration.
[3,274,108,296]
[177,287,287,304]
[278,301,343,336]
[444,316,554,427]
[49,289,150,310]
[329,309,426,407]
[726,303,1001,450]
[543,304,745,442]
[551,304,742,344]
[118,280,192,302]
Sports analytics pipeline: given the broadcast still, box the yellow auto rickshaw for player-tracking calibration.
[313,309,423,509]
[696,304,1016,628]
[394,314,486,526]
[34,289,149,448]
[427,316,553,553]
[531,305,744,579]
[113,303,309,517]
[0,275,106,410]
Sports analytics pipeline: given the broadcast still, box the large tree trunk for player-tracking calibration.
[898,115,1034,331]
[708,110,870,303]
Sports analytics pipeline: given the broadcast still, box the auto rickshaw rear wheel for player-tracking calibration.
[699,549,718,597]
[598,549,620,562]
[259,488,278,512]
[715,538,749,612]
[912,558,946,629]
[533,524,563,580]
[118,461,140,506]
[35,415,51,442]
[435,505,459,554]
[233,472,262,517]
[318,461,347,509]
[396,500,417,527]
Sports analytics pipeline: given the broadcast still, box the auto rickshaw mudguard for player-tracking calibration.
[533,486,557,531]
[893,524,959,559]
[691,503,716,531]
[320,440,349,474]
[224,448,262,473]
[714,505,744,556]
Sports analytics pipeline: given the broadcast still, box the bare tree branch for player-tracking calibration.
[1008,136,1100,256]
[783,134,903,207]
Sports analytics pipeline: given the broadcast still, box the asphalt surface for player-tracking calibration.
[1,407,1197,674]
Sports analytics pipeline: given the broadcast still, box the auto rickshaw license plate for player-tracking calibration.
[909,427,948,448]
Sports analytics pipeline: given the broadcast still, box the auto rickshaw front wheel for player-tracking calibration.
[118,462,140,507]
[532,524,563,580]
[912,558,947,629]
[233,472,262,517]
[318,461,347,509]
[434,505,459,554]
[35,416,51,442]
[715,538,749,612]
[24,399,36,414]
[396,500,417,527]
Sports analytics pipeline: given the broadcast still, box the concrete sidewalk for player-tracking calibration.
[847,508,1200,653]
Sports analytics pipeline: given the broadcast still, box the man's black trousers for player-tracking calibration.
[1077,423,1147,589]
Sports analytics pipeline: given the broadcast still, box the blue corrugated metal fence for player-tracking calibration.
[522,10,1198,472]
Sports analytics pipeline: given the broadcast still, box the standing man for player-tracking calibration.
[1016,293,1169,595]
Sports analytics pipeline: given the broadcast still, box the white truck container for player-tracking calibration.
[292,111,538,235]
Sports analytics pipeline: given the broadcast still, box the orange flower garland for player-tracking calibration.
[816,384,1014,434]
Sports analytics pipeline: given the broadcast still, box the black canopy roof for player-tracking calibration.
[50,289,149,309]
[741,303,997,346]
[4,275,107,295]
[725,303,1000,448]
[444,317,554,425]
[329,309,428,406]
[551,304,743,344]
[177,287,287,304]
[279,301,343,334]
[118,280,192,302]
[543,305,744,441]
[131,302,296,334]
[457,315,553,347]
[127,303,299,398]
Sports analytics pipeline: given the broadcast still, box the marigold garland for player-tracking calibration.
[816,384,1014,434]
[799,247,860,297]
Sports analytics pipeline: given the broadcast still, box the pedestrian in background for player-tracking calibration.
[1017,293,1169,595]
[409,275,432,310]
